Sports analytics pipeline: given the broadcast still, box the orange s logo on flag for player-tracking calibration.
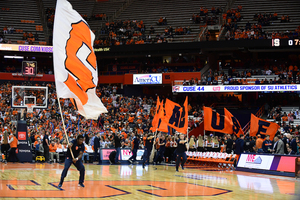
[203,106,233,134]
[64,21,97,105]
[53,0,107,119]
[224,108,244,137]
[163,97,188,134]
[250,114,279,140]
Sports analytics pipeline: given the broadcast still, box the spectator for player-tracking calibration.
[262,135,272,153]
[255,134,264,153]
[273,136,284,154]
[49,140,59,163]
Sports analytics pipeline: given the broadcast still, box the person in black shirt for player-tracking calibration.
[43,130,50,162]
[93,133,100,163]
[244,136,255,153]
[224,134,233,154]
[154,135,166,164]
[113,131,121,164]
[128,135,140,164]
[176,134,188,172]
[142,133,155,168]
[58,135,85,188]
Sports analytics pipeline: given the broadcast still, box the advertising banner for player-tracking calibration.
[172,84,300,93]
[0,44,53,53]
[237,154,274,170]
[133,74,162,85]
[101,149,121,160]
[121,149,144,160]
[16,120,32,162]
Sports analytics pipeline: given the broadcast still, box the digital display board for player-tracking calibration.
[22,61,37,77]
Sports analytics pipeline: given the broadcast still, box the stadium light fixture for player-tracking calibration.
[4,55,24,59]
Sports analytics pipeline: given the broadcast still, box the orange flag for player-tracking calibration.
[250,114,279,140]
[150,96,161,132]
[224,108,244,137]
[163,97,188,134]
[157,102,168,132]
[203,106,233,134]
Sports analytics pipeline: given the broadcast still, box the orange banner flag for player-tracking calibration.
[150,96,161,132]
[250,114,279,140]
[163,97,188,134]
[203,106,233,134]
[157,101,168,132]
[224,108,244,137]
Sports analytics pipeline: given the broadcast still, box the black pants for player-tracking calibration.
[43,145,49,161]
[1,144,10,161]
[176,152,187,171]
[8,147,18,162]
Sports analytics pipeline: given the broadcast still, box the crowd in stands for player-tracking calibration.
[46,8,55,31]
[0,79,298,165]
[253,12,279,26]
[192,6,223,25]
[90,13,107,21]
[180,61,300,85]
[0,82,199,164]
[95,19,182,46]
[224,7,298,41]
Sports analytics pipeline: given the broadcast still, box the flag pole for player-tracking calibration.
[150,129,157,163]
[58,97,75,159]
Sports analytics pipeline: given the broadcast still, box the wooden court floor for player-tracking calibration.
[0,162,299,200]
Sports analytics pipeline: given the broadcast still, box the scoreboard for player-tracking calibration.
[22,61,37,77]
[272,38,300,47]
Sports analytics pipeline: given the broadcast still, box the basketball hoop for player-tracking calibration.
[26,104,34,113]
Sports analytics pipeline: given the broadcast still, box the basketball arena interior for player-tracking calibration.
[1,0,300,199]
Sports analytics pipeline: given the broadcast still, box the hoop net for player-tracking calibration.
[26,104,34,113]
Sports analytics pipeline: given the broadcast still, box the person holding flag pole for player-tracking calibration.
[53,0,107,188]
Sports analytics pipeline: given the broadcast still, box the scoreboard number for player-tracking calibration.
[22,61,37,77]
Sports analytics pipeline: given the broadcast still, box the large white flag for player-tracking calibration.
[53,0,107,119]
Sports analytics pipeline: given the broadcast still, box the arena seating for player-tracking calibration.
[267,106,300,128]
[114,0,227,43]
[0,0,46,44]
[231,0,300,32]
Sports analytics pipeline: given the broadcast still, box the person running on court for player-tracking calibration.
[58,135,85,188]
[128,134,140,164]
[176,134,188,172]
[142,133,155,168]
[154,134,166,164]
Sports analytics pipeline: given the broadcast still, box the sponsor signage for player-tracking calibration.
[0,44,53,53]
[18,131,26,140]
[101,149,121,160]
[172,84,300,93]
[133,74,162,85]
[237,153,299,174]
[121,149,144,160]
[16,121,32,162]
[237,154,274,170]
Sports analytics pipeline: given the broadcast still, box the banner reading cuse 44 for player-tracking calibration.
[53,0,107,119]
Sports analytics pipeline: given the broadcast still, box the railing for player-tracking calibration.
[36,0,49,44]
[111,0,133,22]
[196,25,207,42]
[242,104,265,134]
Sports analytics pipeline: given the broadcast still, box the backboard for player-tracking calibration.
[12,86,48,112]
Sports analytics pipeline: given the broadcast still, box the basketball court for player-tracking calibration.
[0,162,298,199]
